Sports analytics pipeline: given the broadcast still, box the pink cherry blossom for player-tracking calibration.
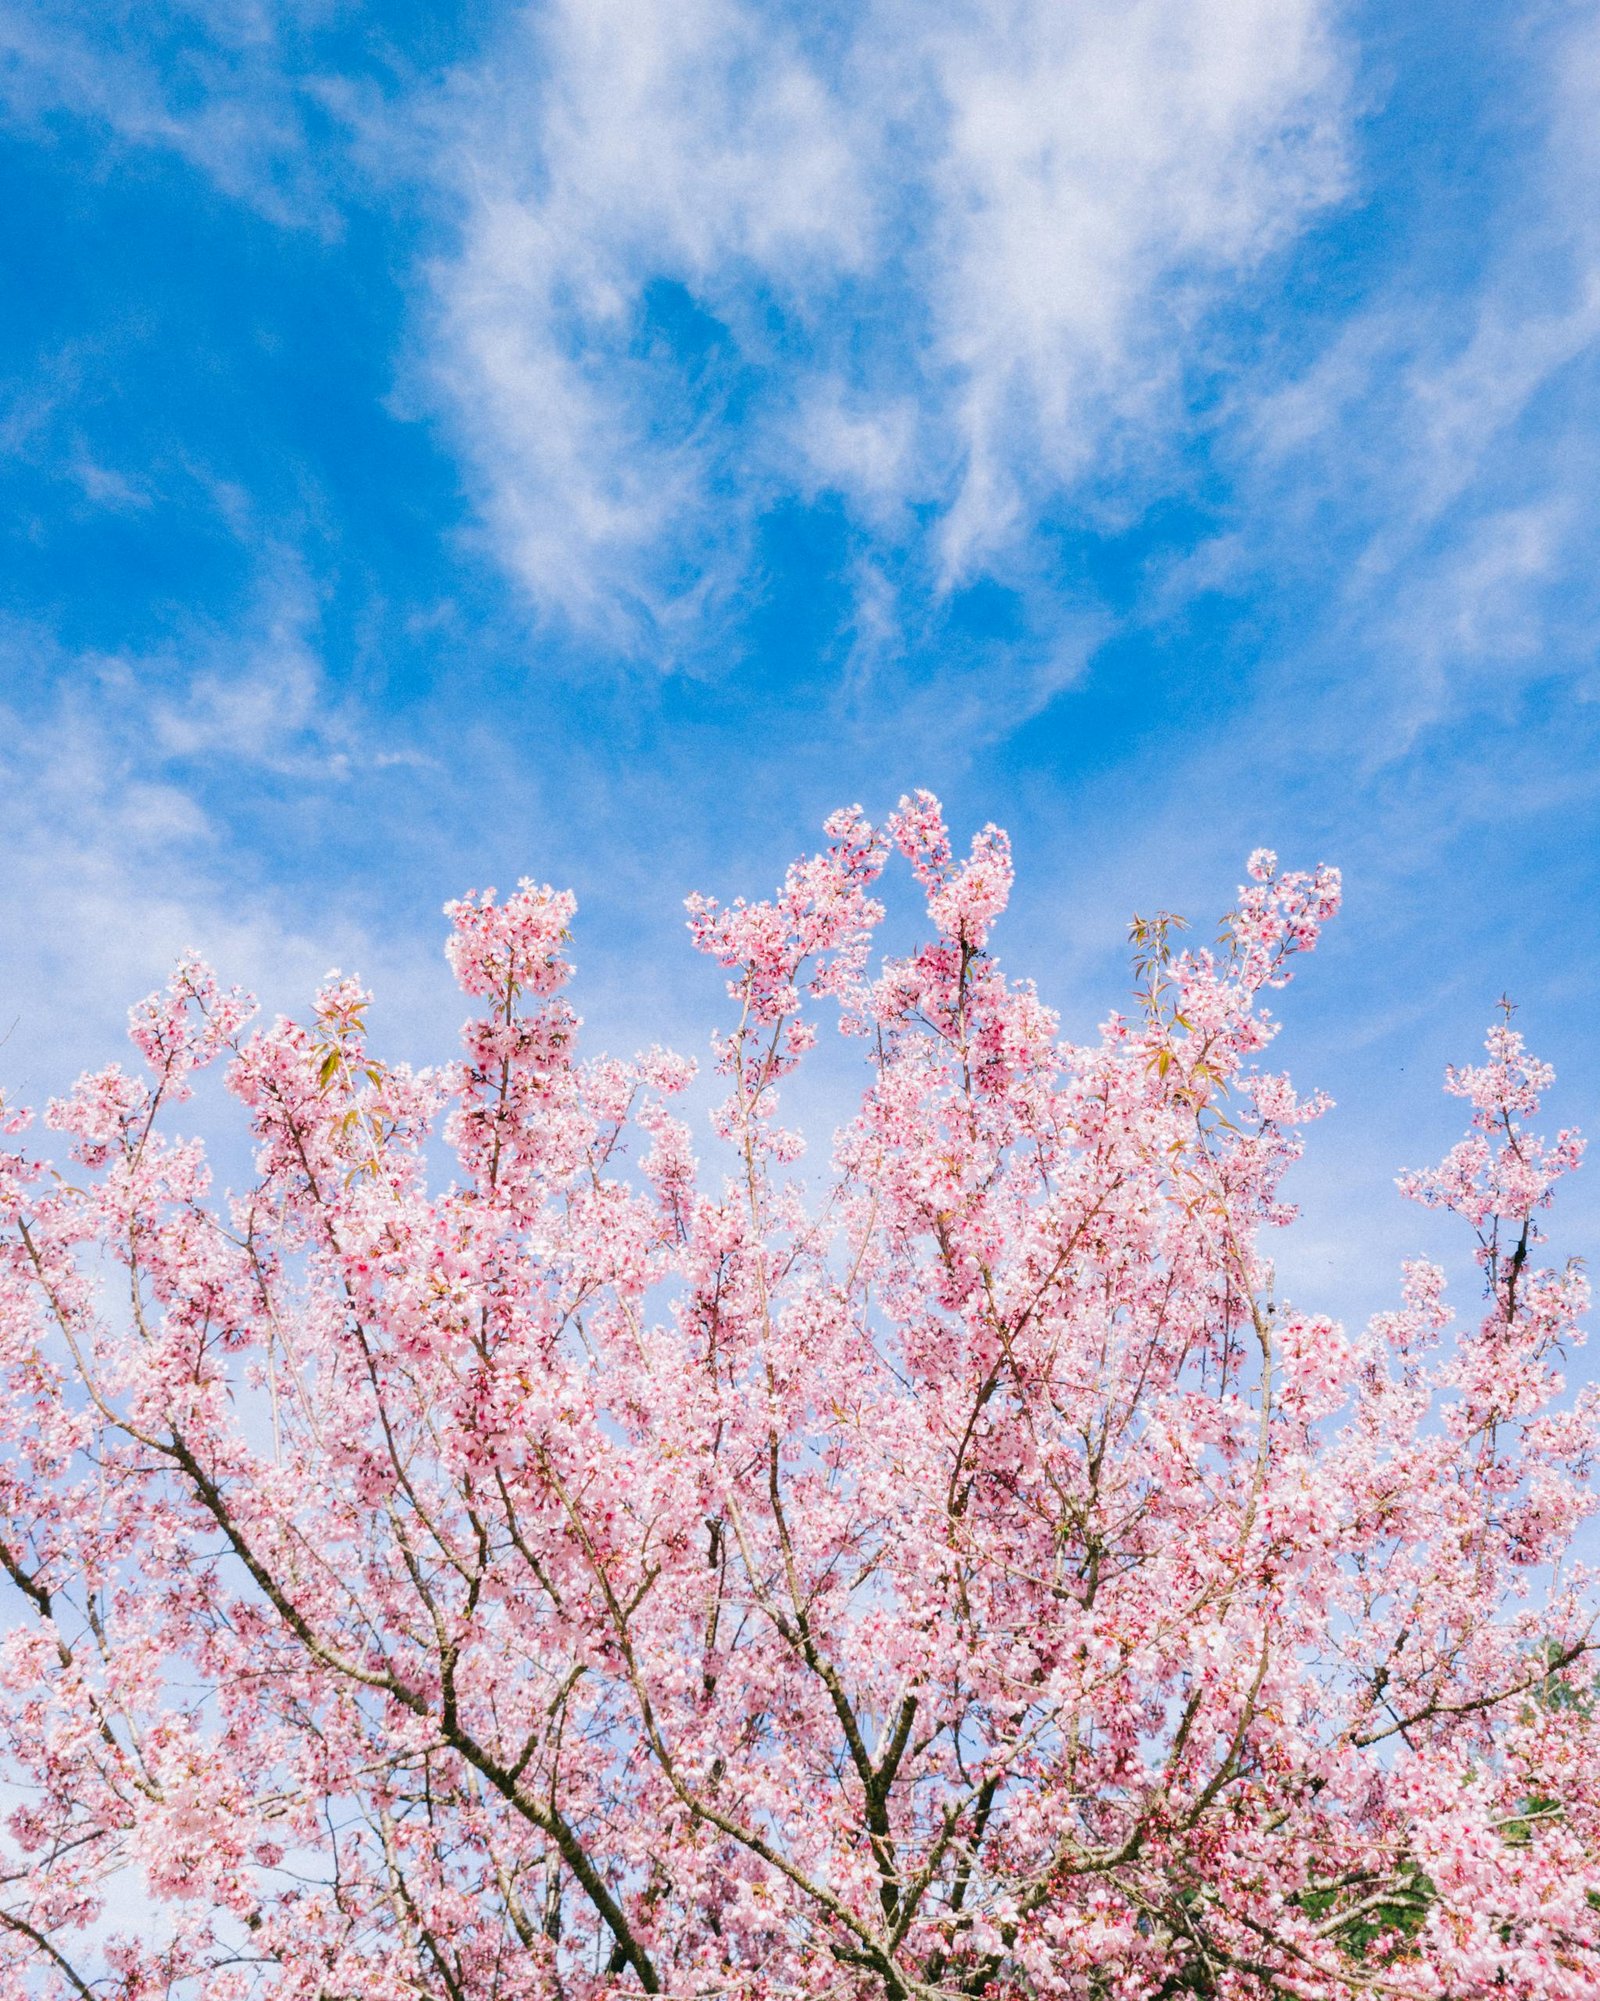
[0,796,1593,2000]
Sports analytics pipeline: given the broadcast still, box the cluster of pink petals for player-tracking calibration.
[0,795,1592,2001]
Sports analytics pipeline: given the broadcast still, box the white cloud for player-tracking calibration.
[0,615,443,1106]
[0,0,347,230]
[424,0,869,645]
[790,383,918,521]
[1158,4,1600,739]
[421,0,1349,643]
[0,680,299,1095]
[67,563,364,777]
[147,596,326,765]
[70,460,152,510]
[916,0,1345,576]
[1239,280,1600,595]
[1392,497,1579,712]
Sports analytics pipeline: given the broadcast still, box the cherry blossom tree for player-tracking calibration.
[0,794,1593,2000]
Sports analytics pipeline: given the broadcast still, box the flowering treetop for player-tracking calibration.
[0,794,1592,1999]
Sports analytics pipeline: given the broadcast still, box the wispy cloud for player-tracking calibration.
[420,0,1349,647]
[1190,4,1600,736]
[0,0,356,230]
[0,594,442,1098]
[423,0,869,645]
[0,669,311,1094]
[909,0,1345,575]
[62,560,372,777]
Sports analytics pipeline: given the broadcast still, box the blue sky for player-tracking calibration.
[0,0,1597,1324]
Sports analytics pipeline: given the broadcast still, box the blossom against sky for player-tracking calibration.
[0,0,1596,1318]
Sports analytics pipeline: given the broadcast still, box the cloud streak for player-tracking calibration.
[0,575,446,1098]
[0,0,354,230]
[1189,3,1600,738]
